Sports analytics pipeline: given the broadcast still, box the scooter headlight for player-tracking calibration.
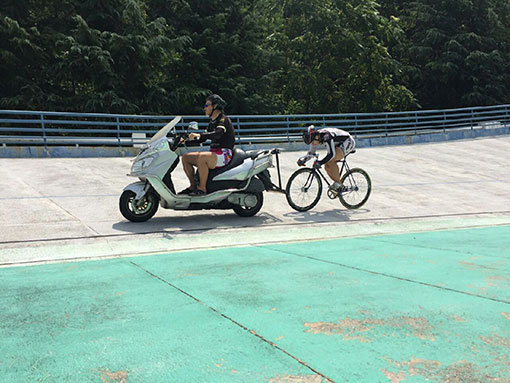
[153,139,169,152]
[131,156,155,173]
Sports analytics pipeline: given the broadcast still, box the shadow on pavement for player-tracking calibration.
[112,211,283,234]
[283,208,370,223]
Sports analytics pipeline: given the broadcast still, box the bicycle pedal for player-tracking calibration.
[327,189,339,199]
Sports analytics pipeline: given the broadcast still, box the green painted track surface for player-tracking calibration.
[1,225,509,382]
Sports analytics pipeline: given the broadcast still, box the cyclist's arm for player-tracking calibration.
[305,142,317,155]
[318,137,335,165]
[298,144,318,163]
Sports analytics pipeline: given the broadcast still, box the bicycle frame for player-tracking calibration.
[307,157,352,189]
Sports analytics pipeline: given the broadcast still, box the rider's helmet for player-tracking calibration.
[302,125,318,145]
[205,94,226,111]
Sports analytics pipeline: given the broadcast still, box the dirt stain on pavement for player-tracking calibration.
[479,334,510,347]
[382,358,504,383]
[177,272,197,278]
[304,315,435,342]
[98,369,128,383]
[268,374,323,382]
[381,369,406,383]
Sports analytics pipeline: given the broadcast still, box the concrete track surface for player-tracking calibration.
[0,136,509,382]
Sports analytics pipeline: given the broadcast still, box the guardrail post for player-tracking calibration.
[354,115,358,138]
[443,111,446,133]
[414,112,418,135]
[286,117,290,143]
[385,113,388,136]
[116,117,121,147]
[470,109,474,130]
[236,117,241,143]
[40,114,47,149]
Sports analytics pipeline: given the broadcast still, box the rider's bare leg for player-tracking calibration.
[182,152,199,190]
[324,148,344,184]
[196,152,217,192]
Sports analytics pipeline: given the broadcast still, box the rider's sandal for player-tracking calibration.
[178,187,193,195]
[190,189,206,196]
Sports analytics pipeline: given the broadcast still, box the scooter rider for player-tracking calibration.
[298,125,355,192]
[179,94,236,196]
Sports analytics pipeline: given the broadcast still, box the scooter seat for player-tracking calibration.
[208,148,259,178]
[244,149,267,159]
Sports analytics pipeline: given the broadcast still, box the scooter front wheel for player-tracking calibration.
[119,190,159,222]
[233,192,263,217]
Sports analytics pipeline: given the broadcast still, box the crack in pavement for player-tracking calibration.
[128,260,336,383]
[264,247,510,305]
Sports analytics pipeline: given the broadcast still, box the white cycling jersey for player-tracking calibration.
[306,128,355,165]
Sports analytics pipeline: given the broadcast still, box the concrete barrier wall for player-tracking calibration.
[1,125,508,158]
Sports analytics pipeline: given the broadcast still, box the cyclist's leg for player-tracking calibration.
[324,147,344,185]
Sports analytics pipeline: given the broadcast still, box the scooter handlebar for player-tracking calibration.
[169,133,187,151]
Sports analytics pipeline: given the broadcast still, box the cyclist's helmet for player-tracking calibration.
[302,125,318,144]
[205,94,226,111]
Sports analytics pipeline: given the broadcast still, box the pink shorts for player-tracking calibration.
[210,148,233,168]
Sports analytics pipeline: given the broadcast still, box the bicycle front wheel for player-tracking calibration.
[285,168,322,212]
[339,168,371,209]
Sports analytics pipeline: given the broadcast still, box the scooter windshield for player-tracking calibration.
[148,115,182,145]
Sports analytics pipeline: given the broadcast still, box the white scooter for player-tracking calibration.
[119,116,284,222]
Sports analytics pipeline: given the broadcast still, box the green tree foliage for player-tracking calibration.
[0,0,508,113]
[146,0,282,114]
[268,0,416,113]
[381,0,510,108]
[0,0,279,114]
[1,0,189,113]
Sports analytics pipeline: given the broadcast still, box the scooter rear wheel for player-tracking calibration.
[233,192,263,217]
[119,190,159,222]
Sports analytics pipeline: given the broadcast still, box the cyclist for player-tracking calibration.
[297,125,355,192]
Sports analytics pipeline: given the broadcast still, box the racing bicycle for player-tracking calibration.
[285,150,371,212]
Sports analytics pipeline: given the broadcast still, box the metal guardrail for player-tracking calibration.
[0,105,509,147]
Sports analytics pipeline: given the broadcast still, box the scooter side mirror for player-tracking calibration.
[188,121,199,131]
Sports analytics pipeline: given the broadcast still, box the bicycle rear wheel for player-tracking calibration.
[285,168,322,211]
[339,168,371,209]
